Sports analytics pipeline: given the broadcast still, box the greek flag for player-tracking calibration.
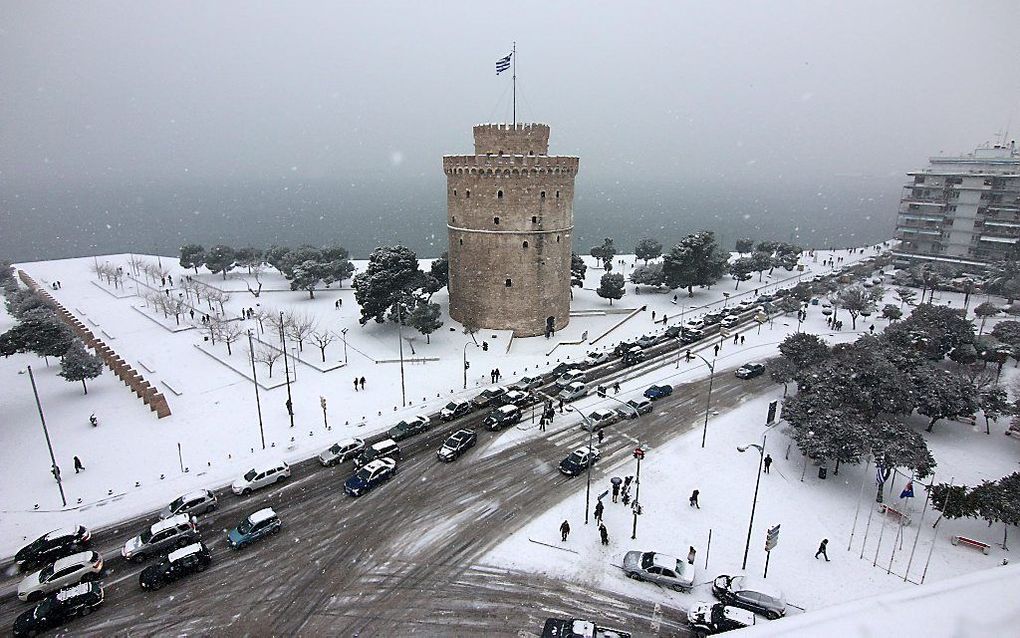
[496,52,512,75]
[899,480,915,499]
[876,465,886,486]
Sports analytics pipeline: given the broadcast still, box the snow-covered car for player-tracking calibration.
[687,601,757,635]
[558,381,588,403]
[138,542,211,591]
[15,526,91,572]
[737,298,756,311]
[581,408,620,431]
[684,319,705,331]
[386,414,431,441]
[680,328,704,344]
[13,583,105,637]
[559,447,600,477]
[227,508,281,549]
[502,389,530,407]
[159,489,217,519]
[318,438,366,467]
[635,334,660,348]
[735,363,766,379]
[483,404,522,430]
[584,351,610,367]
[622,347,646,366]
[437,429,477,462]
[619,397,652,419]
[121,514,199,563]
[472,386,507,408]
[510,375,544,392]
[721,315,742,329]
[231,460,291,495]
[555,369,586,389]
[344,458,397,497]
[541,617,632,638]
[711,574,787,619]
[17,551,104,602]
[440,399,473,421]
[622,550,695,591]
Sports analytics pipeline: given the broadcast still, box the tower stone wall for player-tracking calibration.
[445,123,579,337]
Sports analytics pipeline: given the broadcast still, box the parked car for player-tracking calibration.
[344,458,397,497]
[582,408,620,431]
[13,583,105,637]
[231,460,291,496]
[680,328,704,344]
[737,298,756,311]
[387,414,431,441]
[484,404,522,430]
[15,526,91,572]
[756,294,774,304]
[559,447,601,477]
[619,397,652,418]
[622,550,695,591]
[440,399,473,421]
[227,508,282,549]
[612,341,639,357]
[159,489,217,519]
[636,334,659,348]
[354,438,401,469]
[711,574,787,619]
[437,429,477,462]
[721,315,741,329]
[735,363,766,379]
[318,437,367,467]
[17,552,104,602]
[664,325,682,339]
[472,386,507,408]
[122,514,199,563]
[541,617,631,638]
[622,346,646,366]
[686,601,757,636]
[510,375,544,392]
[551,362,583,377]
[585,351,610,367]
[503,389,530,407]
[703,312,724,326]
[555,369,586,389]
[643,384,673,400]
[558,381,588,402]
[138,542,211,591]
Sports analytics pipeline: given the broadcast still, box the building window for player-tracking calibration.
[459,239,463,245]
[451,216,456,223]
[505,278,512,287]
[540,191,546,199]
[522,241,529,248]
[532,215,538,223]
[556,190,560,199]
[466,190,470,199]
[497,190,503,199]
[493,216,500,225]
[556,236,561,243]
[453,189,457,196]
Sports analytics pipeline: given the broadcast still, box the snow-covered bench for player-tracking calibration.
[877,503,912,526]
[951,535,990,554]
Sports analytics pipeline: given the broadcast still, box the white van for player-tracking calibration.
[231,460,291,496]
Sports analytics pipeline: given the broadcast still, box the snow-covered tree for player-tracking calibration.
[179,244,205,274]
[253,344,283,377]
[914,366,979,432]
[662,231,728,295]
[597,273,625,306]
[894,287,917,308]
[218,320,246,356]
[885,304,975,361]
[749,251,772,282]
[882,304,902,322]
[590,237,617,269]
[778,333,829,370]
[0,307,74,360]
[974,301,1001,336]
[58,340,104,394]
[634,238,662,263]
[234,247,263,275]
[729,257,754,290]
[352,245,424,325]
[978,386,1011,435]
[570,253,587,289]
[767,357,797,395]
[429,252,449,289]
[630,263,665,288]
[204,245,236,280]
[734,238,754,254]
[408,301,443,344]
[284,311,316,352]
[310,329,338,362]
[837,286,870,330]
[290,260,324,298]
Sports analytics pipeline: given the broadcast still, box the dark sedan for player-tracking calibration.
[735,363,766,379]
[344,458,397,497]
[15,526,91,572]
[643,384,673,400]
[437,429,477,462]
[14,583,104,638]
[559,447,601,477]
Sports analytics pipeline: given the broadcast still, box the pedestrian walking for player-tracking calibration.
[689,489,700,509]
[869,324,875,334]
[624,475,633,490]
[594,500,604,523]
[285,398,294,416]
[161,276,166,286]
[763,454,773,474]
[189,309,195,320]
[613,381,620,394]
[354,377,359,392]
[539,415,547,431]
[495,368,501,382]
[673,294,678,303]
[168,275,173,286]
[612,483,620,503]
[560,520,571,542]
[597,429,605,445]
[559,399,565,413]
[338,298,342,307]
[713,344,720,357]
[733,334,739,345]
[359,376,366,390]
[740,335,745,345]
[335,300,340,309]
[815,538,830,561]
[73,456,85,473]
[621,491,631,507]
[652,310,656,321]
[687,545,697,565]
[599,523,609,546]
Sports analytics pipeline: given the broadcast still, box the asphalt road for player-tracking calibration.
[0,360,771,637]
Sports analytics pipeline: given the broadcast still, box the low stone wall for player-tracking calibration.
[18,271,171,419]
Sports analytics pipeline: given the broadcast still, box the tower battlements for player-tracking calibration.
[473,123,550,156]
[442,154,578,176]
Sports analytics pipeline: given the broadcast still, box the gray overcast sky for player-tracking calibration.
[2,1,1019,189]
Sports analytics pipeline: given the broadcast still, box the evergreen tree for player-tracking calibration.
[735,238,754,254]
[778,333,830,370]
[914,365,979,432]
[408,301,443,344]
[352,246,424,325]
[661,231,728,295]
[590,238,617,269]
[570,253,587,288]
[58,340,104,394]
[973,301,1001,335]
[630,263,665,288]
[289,260,324,298]
[634,238,663,263]
[882,304,902,321]
[264,245,291,273]
[596,273,625,305]
[729,257,754,290]
[204,245,236,280]
[0,307,74,359]
[179,244,205,274]
[429,252,449,289]
[234,247,263,274]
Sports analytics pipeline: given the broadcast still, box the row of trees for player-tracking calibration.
[930,472,1020,548]
[0,266,104,394]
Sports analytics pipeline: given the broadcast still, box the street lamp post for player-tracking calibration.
[566,407,597,525]
[279,312,294,428]
[462,340,477,390]
[684,350,717,448]
[27,365,66,507]
[247,331,266,450]
[738,435,767,570]
[632,446,645,539]
[340,328,349,364]
[397,302,406,407]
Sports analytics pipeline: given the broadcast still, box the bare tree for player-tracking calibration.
[206,288,230,315]
[254,344,283,377]
[251,307,270,335]
[285,311,316,352]
[245,269,264,298]
[266,308,288,344]
[219,320,246,356]
[203,316,223,345]
[166,295,188,325]
[310,329,338,362]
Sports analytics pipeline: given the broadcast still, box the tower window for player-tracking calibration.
[556,190,560,199]
[493,216,500,225]
[459,239,463,245]
[466,190,470,199]
[505,278,512,287]
[540,191,546,199]
[453,189,457,196]
[522,241,529,248]
[556,236,561,243]
[451,216,456,224]
[532,215,538,223]
[497,190,503,199]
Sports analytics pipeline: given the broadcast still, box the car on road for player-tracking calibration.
[502,389,530,407]
[622,550,695,591]
[581,408,620,431]
[227,508,282,548]
[437,429,477,462]
[555,369,587,389]
[541,617,632,638]
[664,325,682,339]
[510,375,544,392]
[622,346,646,366]
[139,542,211,591]
[684,319,705,331]
[344,458,398,497]
[636,334,660,348]
[15,526,91,572]
[440,399,473,421]
[551,362,583,377]
[13,583,105,637]
[734,363,766,379]
[612,341,639,357]
[680,328,704,344]
[472,386,507,409]
[484,404,522,430]
[686,601,757,636]
[643,384,673,400]
[122,514,199,563]
[354,438,401,469]
[703,311,724,326]
[721,315,742,329]
[231,460,291,496]
[711,574,787,619]
[558,381,588,403]
[559,447,601,477]
[318,437,367,467]
[737,298,756,311]
[756,294,774,304]
[619,397,652,419]
[159,489,217,520]
[387,414,431,441]
[585,351,611,367]
[17,551,104,602]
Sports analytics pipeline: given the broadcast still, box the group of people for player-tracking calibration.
[50,281,63,290]
[560,516,609,546]
[489,368,502,384]
[353,376,366,391]
[538,401,556,431]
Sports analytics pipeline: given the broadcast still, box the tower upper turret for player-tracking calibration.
[473,123,550,156]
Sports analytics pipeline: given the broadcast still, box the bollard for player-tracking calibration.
[309,431,313,437]
[34,504,39,510]
[135,481,140,487]
[108,489,114,495]
[228,453,232,459]
[271,442,276,447]
[160,474,165,480]
[208,462,211,467]
[77,498,83,504]
[345,420,349,425]
[290,437,295,443]
[185,467,189,473]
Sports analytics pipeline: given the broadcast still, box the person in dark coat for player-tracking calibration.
[594,500,604,523]
[689,489,700,508]
[612,483,620,503]
[359,376,366,390]
[763,454,773,473]
[597,429,605,445]
[613,381,621,394]
[815,538,830,561]
[354,377,359,392]
[73,456,85,473]
[599,523,609,546]
[687,545,697,565]
[560,520,571,542]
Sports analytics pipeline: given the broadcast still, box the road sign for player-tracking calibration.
[633,447,645,460]
[765,524,781,552]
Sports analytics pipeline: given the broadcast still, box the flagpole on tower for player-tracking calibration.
[512,41,517,125]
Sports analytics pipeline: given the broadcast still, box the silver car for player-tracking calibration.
[159,489,217,519]
[622,550,695,591]
[318,438,366,467]
[711,574,787,619]
[122,514,199,563]
[558,381,588,403]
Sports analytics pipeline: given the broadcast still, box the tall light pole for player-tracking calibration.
[27,365,66,507]
[632,445,645,540]
[737,434,767,570]
[684,350,717,448]
[566,407,597,525]
[463,340,476,389]
[397,301,406,407]
[340,328,349,364]
[247,331,266,450]
[279,312,294,428]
